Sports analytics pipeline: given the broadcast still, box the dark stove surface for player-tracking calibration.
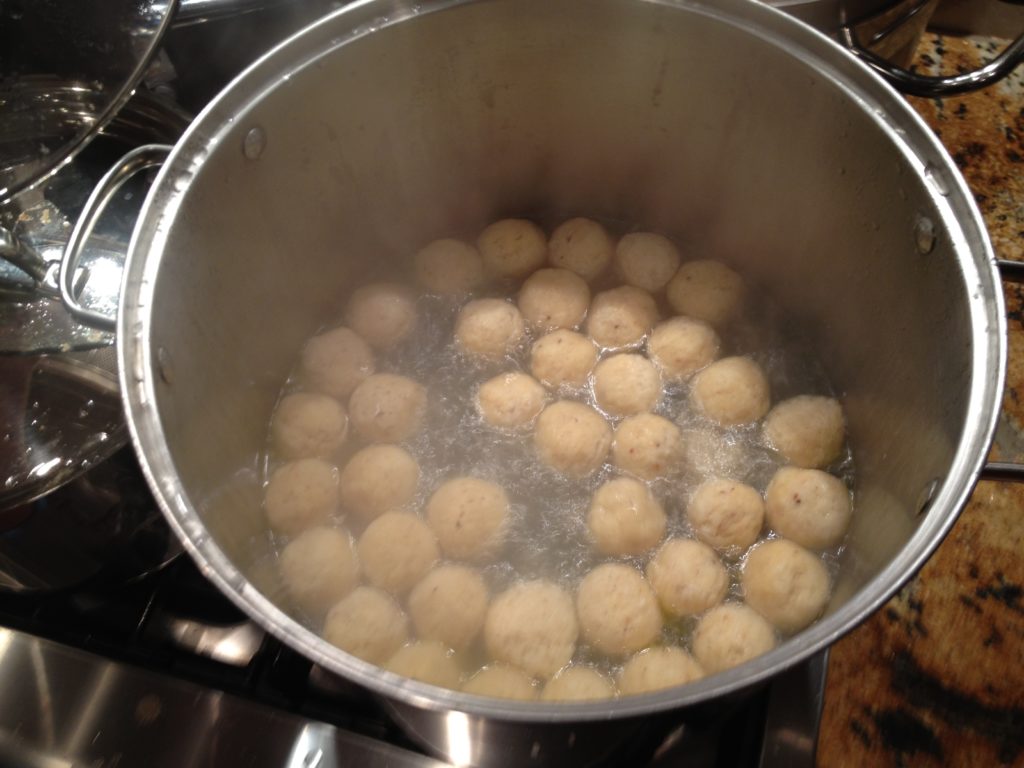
[0,550,825,768]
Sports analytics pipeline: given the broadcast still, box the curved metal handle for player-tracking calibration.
[60,144,172,331]
[843,26,1024,97]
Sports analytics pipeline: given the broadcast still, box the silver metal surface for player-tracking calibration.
[759,651,829,767]
[0,627,451,768]
[60,145,172,331]
[117,0,1003,762]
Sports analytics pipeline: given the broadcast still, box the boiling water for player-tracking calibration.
[260,236,854,686]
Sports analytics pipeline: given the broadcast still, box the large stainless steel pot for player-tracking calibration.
[112,0,1003,763]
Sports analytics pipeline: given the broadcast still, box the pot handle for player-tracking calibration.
[842,26,1024,97]
[979,259,1024,483]
[59,144,173,331]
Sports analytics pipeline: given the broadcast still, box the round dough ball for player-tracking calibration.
[616,233,681,292]
[691,603,777,674]
[686,478,765,551]
[280,527,359,616]
[618,647,704,696]
[426,477,509,561]
[587,477,667,556]
[666,260,744,327]
[763,395,846,469]
[271,393,348,460]
[414,238,485,296]
[408,565,489,651]
[299,327,375,399]
[385,641,462,689]
[485,580,578,679]
[534,401,612,477]
[541,666,616,702]
[765,467,852,550]
[338,444,420,523]
[517,268,590,330]
[265,458,339,536]
[348,374,426,443]
[530,330,598,389]
[576,563,662,657]
[323,586,408,664]
[462,665,537,700]
[586,286,658,350]
[743,539,831,634]
[592,354,662,416]
[477,218,547,279]
[345,282,417,349]
[611,413,683,480]
[455,298,526,360]
[647,317,720,381]
[691,356,770,427]
[477,372,546,429]
[548,217,614,282]
[357,511,439,595]
[646,539,729,618]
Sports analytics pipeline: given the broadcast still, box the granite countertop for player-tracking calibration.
[816,34,1024,767]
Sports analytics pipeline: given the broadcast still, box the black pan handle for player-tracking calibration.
[843,25,1024,97]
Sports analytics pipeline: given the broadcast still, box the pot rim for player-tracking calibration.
[118,0,1005,721]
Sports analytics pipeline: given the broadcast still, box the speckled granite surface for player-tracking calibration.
[816,34,1024,767]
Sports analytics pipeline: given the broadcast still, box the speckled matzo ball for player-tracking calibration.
[691,603,777,674]
[299,327,375,400]
[462,664,537,700]
[691,356,770,427]
[517,267,590,330]
[345,282,417,349]
[647,317,720,381]
[765,467,852,550]
[592,353,662,416]
[357,511,439,595]
[455,298,526,360]
[348,374,426,443]
[611,413,683,480]
[271,393,348,460]
[477,371,546,429]
[426,477,509,562]
[742,539,831,634]
[534,401,612,477]
[666,260,744,327]
[548,217,614,281]
[530,330,598,389]
[477,219,547,279]
[586,286,658,350]
[385,641,462,689]
[616,232,681,292]
[485,580,579,679]
[686,478,765,551]
[576,563,662,657]
[414,238,485,297]
[763,395,846,469]
[279,527,359,616]
[587,477,666,556]
[338,444,419,523]
[617,647,704,696]
[541,665,616,702]
[408,565,488,651]
[264,458,338,536]
[646,538,729,618]
[323,586,408,664]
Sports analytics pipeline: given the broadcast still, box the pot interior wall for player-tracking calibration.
[145,0,972,636]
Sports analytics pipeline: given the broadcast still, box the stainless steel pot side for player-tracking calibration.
[117,0,1004,764]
